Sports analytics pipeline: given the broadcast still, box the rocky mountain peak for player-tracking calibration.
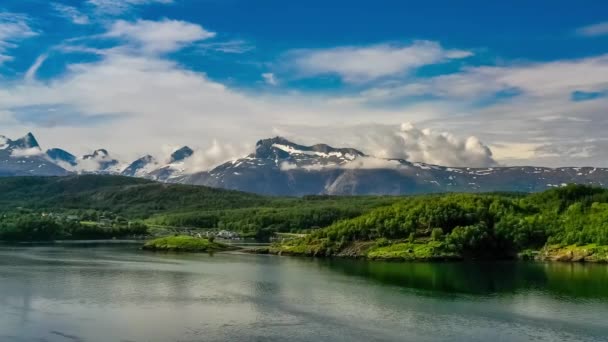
[10,132,40,150]
[121,154,157,177]
[83,149,111,160]
[46,148,77,166]
[255,136,297,159]
[254,136,365,160]
[170,146,194,163]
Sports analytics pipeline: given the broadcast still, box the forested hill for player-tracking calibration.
[0,175,269,218]
[272,184,608,262]
[0,175,401,240]
[3,175,608,262]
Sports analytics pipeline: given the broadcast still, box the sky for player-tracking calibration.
[0,0,607,169]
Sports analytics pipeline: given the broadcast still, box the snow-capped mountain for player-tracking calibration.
[0,133,125,176]
[176,137,608,195]
[80,149,124,173]
[169,146,194,163]
[122,146,193,181]
[46,148,77,166]
[121,155,157,177]
[0,133,69,176]
[4,132,608,196]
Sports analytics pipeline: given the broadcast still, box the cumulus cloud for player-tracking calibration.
[51,3,90,25]
[350,122,497,167]
[0,13,37,64]
[577,21,608,37]
[106,19,216,54]
[182,140,251,173]
[287,40,472,83]
[0,20,417,161]
[2,16,608,168]
[278,123,495,169]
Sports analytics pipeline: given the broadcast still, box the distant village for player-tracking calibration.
[40,212,129,228]
[185,229,241,240]
[38,212,244,240]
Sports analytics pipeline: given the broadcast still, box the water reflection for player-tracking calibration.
[1,245,607,342]
[319,258,608,299]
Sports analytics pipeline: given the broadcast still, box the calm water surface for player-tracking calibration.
[1,244,607,342]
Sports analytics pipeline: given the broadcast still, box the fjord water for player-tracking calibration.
[1,245,607,342]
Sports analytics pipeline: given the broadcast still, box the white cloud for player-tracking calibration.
[0,36,415,160]
[287,40,472,83]
[182,140,250,173]
[71,157,104,172]
[65,149,127,173]
[577,22,608,37]
[197,40,254,54]
[2,17,608,168]
[352,122,497,167]
[106,19,216,54]
[279,161,298,171]
[355,54,608,102]
[280,157,403,171]
[51,3,90,25]
[24,54,49,82]
[262,72,278,85]
[0,13,37,65]
[87,0,174,15]
[274,121,496,168]
[319,52,608,167]
[489,142,541,161]
[10,147,43,158]
[340,157,404,170]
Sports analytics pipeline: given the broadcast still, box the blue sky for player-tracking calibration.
[0,0,607,168]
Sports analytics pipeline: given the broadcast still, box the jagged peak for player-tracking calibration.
[138,154,156,162]
[46,147,75,156]
[46,148,77,166]
[83,149,110,159]
[121,154,158,176]
[11,132,40,150]
[254,136,365,159]
[170,146,193,163]
[255,136,295,148]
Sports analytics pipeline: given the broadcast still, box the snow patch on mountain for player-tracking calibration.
[272,143,358,161]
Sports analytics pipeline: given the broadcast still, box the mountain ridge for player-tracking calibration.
[2,132,608,196]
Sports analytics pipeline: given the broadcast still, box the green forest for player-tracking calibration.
[273,185,608,261]
[0,175,399,241]
[1,175,608,262]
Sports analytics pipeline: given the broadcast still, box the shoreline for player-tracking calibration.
[0,239,146,245]
[245,243,608,263]
[1,239,607,263]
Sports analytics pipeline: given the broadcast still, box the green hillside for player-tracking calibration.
[0,175,268,217]
[0,175,400,240]
[271,184,608,262]
[2,175,608,262]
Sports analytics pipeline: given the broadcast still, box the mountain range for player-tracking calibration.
[1,132,608,196]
